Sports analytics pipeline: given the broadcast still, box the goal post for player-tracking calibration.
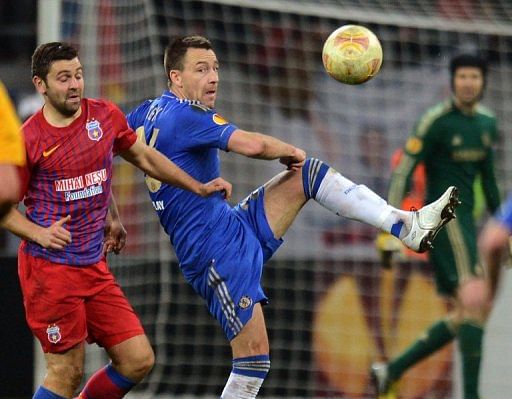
[37,1,512,398]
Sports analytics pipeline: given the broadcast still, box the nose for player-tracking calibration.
[69,77,80,89]
[209,69,219,84]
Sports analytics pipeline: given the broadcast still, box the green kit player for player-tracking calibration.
[372,54,500,399]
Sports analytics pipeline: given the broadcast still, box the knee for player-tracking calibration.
[117,346,155,382]
[457,278,490,321]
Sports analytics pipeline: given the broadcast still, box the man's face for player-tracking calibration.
[453,66,484,107]
[35,57,84,117]
[175,47,219,108]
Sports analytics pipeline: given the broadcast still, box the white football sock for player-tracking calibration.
[221,373,265,399]
[314,167,410,235]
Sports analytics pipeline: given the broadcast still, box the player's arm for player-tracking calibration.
[0,165,20,219]
[377,119,431,266]
[478,218,509,301]
[0,206,71,249]
[0,81,25,218]
[103,190,126,255]
[227,129,306,170]
[119,139,232,199]
[480,144,500,214]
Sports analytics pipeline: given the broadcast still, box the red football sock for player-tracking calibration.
[77,364,135,399]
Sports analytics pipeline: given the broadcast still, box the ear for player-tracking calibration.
[33,76,47,95]
[169,70,182,88]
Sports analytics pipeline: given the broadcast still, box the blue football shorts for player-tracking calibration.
[188,186,283,341]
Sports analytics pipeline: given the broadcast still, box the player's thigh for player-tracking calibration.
[262,169,307,238]
[430,217,478,295]
[205,248,268,341]
[85,277,145,349]
[230,303,269,358]
[18,251,88,353]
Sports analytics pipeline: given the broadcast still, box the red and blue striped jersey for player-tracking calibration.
[19,98,137,265]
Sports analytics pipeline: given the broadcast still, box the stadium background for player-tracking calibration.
[1,0,512,398]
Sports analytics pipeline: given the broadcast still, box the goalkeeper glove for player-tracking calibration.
[375,232,403,269]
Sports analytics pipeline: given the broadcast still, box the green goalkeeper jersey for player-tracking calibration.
[388,98,500,217]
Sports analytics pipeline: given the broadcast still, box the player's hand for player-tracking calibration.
[199,177,232,200]
[103,218,127,255]
[280,147,306,171]
[375,232,402,269]
[36,215,72,250]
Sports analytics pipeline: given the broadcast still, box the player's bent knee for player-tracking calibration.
[123,348,155,381]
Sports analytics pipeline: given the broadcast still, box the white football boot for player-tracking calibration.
[401,186,460,253]
[370,362,397,398]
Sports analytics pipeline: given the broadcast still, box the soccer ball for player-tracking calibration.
[322,25,383,85]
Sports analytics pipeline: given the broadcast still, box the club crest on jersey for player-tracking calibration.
[238,295,253,310]
[46,324,62,344]
[86,119,103,141]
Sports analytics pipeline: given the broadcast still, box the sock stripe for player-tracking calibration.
[302,160,312,199]
[390,220,404,238]
[232,355,270,379]
[309,159,320,196]
[311,162,329,198]
[33,386,67,399]
[303,158,330,200]
[105,364,136,390]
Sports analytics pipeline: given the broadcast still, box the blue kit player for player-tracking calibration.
[479,193,512,305]
[127,35,460,398]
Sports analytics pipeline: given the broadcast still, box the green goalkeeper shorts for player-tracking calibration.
[428,212,481,296]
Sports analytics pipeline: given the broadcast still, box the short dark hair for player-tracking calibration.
[450,54,487,84]
[163,35,213,82]
[31,42,79,80]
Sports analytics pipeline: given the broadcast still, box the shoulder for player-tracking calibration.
[176,99,212,121]
[415,100,453,137]
[21,112,42,145]
[87,98,123,115]
[127,99,154,128]
[475,104,496,120]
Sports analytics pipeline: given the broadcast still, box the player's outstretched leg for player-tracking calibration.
[300,158,459,252]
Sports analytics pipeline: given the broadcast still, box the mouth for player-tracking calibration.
[67,93,81,102]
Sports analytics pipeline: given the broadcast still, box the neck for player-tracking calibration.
[170,87,185,100]
[453,96,478,115]
[42,102,82,127]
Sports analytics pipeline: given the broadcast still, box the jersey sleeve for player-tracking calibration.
[108,102,138,154]
[126,100,152,131]
[17,123,40,201]
[0,81,25,166]
[387,110,436,207]
[480,116,500,213]
[177,103,237,151]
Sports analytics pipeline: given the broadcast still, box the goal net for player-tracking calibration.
[45,0,512,397]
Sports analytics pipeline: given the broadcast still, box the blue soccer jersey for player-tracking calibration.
[128,91,284,340]
[127,91,238,269]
